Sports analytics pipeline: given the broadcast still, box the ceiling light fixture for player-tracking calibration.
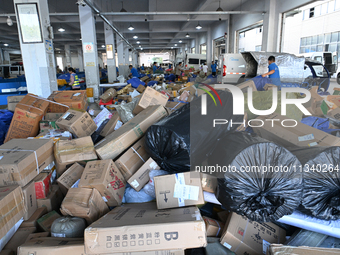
[175,44,177,46]
[102,45,105,48]
[128,24,134,31]
[80,38,82,40]
[133,35,138,39]
[196,23,202,30]
[139,45,141,48]
[136,41,140,44]
[179,40,182,43]
[6,16,13,26]
[185,33,190,38]
[58,27,65,32]
[216,0,223,11]
[141,48,143,50]
[4,44,8,46]
[171,47,173,49]
[120,1,127,12]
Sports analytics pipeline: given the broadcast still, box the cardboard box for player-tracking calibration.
[37,211,61,233]
[154,172,204,209]
[127,158,160,192]
[60,188,109,224]
[304,86,325,117]
[137,85,146,93]
[7,95,25,112]
[54,137,97,175]
[217,211,229,223]
[117,95,132,102]
[236,80,257,93]
[95,105,168,160]
[4,94,50,143]
[0,250,14,255]
[3,227,36,253]
[78,159,126,207]
[84,203,206,254]
[33,171,52,199]
[21,207,48,228]
[201,173,217,193]
[263,83,277,91]
[100,88,117,103]
[99,112,122,137]
[37,185,64,212]
[165,101,186,114]
[47,90,87,113]
[56,110,97,138]
[0,139,54,187]
[268,244,340,255]
[203,217,225,237]
[0,186,26,242]
[57,163,84,195]
[44,112,65,121]
[133,87,168,115]
[253,113,340,147]
[22,181,38,220]
[116,138,150,180]
[25,232,50,242]
[220,212,286,255]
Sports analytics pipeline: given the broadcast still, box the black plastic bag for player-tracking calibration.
[289,146,340,220]
[91,118,109,144]
[145,91,244,173]
[212,132,302,223]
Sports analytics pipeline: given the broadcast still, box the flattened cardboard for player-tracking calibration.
[25,232,50,242]
[21,207,48,228]
[44,113,65,121]
[268,244,340,255]
[136,85,146,93]
[60,188,109,224]
[220,212,286,255]
[115,137,149,180]
[7,95,25,112]
[5,94,49,143]
[95,105,168,160]
[253,113,340,147]
[203,217,224,237]
[47,90,87,113]
[99,112,122,137]
[56,110,97,138]
[78,160,126,207]
[37,185,64,213]
[54,137,97,175]
[154,172,204,209]
[3,227,36,252]
[84,203,206,254]
[0,186,26,241]
[133,87,168,115]
[22,181,37,220]
[0,139,54,187]
[57,163,84,195]
[201,173,217,193]
[165,101,186,114]
[37,211,61,233]
[33,171,52,199]
[127,158,160,192]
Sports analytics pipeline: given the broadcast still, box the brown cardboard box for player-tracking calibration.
[217,211,229,223]
[47,90,87,113]
[304,86,325,117]
[78,159,126,207]
[37,185,64,212]
[115,137,150,180]
[3,227,36,253]
[127,158,160,192]
[0,139,54,187]
[54,137,97,175]
[22,181,38,220]
[201,173,217,193]
[220,212,286,255]
[33,171,52,200]
[84,203,206,254]
[237,80,257,93]
[21,207,48,228]
[154,172,204,209]
[100,88,117,103]
[25,232,49,242]
[203,217,224,237]
[44,112,65,121]
[56,110,97,138]
[133,87,168,115]
[268,244,340,255]
[5,94,49,143]
[60,188,109,224]
[165,101,186,114]
[95,105,168,160]
[253,113,340,147]
[37,211,61,233]
[117,95,132,102]
[0,186,26,241]
[137,85,146,93]
[326,107,340,121]
[99,112,122,137]
[7,95,25,112]
[57,163,84,195]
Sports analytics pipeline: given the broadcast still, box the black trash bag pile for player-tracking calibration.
[212,132,302,223]
[289,146,340,220]
[145,90,244,174]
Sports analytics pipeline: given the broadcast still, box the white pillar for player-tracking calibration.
[79,0,100,98]
[104,22,117,83]
[77,47,84,72]
[196,34,200,54]
[13,0,57,98]
[124,43,129,76]
[65,44,72,67]
[206,27,212,64]
[262,0,279,52]
[3,51,10,64]
[117,37,124,77]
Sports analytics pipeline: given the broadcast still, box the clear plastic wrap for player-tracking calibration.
[114,97,139,123]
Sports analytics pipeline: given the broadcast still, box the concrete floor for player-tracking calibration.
[328,78,340,94]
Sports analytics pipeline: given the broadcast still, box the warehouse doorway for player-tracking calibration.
[235,21,263,53]
[213,36,227,62]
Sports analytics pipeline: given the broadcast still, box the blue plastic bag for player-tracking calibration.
[251,76,272,91]
[0,110,14,145]
[127,77,145,88]
[147,81,158,87]
[301,116,340,134]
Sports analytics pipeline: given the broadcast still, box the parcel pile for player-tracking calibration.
[1,80,340,255]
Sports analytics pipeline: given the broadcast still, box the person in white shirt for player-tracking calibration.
[203,63,208,75]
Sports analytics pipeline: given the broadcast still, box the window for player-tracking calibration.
[306,36,312,46]
[255,45,262,51]
[331,32,339,43]
[314,5,321,16]
[309,7,315,18]
[312,35,318,45]
[336,0,340,10]
[200,44,206,55]
[188,58,199,64]
[239,48,245,53]
[329,0,335,12]
[239,32,245,38]
[325,33,331,44]
[191,47,195,54]
[317,45,324,52]
[301,37,307,46]
[311,46,316,52]
[303,9,309,20]
[318,35,324,44]
[314,56,322,62]
[56,57,63,68]
[200,59,206,65]
[321,3,328,14]
[329,43,337,52]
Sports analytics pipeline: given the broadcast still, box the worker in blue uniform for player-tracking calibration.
[141,64,145,71]
[153,62,159,73]
[68,68,80,90]
[129,65,139,78]
[211,61,217,76]
[262,56,281,87]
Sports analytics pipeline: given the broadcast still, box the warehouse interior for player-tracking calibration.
[1,0,340,255]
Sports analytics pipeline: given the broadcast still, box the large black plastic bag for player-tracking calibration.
[213,132,302,223]
[289,146,340,220]
[145,91,244,173]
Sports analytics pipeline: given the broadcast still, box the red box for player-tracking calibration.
[33,171,52,199]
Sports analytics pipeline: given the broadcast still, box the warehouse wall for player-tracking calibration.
[211,20,228,40]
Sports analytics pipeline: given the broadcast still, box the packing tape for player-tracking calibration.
[0,149,40,174]
[28,93,70,109]
[170,102,181,111]
[215,219,221,237]
[131,147,145,163]
[234,218,249,253]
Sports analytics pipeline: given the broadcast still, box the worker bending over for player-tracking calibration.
[68,68,80,90]
[129,65,139,78]
[262,56,281,86]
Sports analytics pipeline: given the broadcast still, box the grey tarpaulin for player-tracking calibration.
[289,146,340,220]
[212,132,302,223]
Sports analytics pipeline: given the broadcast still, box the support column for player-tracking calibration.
[124,43,129,76]
[79,0,100,98]
[77,47,84,72]
[0,49,3,65]
[262,0,279,52]
[13,0,57,98]
[195,34,200,54]
[206,27,212,64]
[226,19,230,53]
[65,44,72,67]
[104,22,117,83]
[117,37,124,77]
[3,51,10,64]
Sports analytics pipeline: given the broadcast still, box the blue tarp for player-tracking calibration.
[301,116,340,134]
[147,81,158,87]
[127,78,145,88]
[0,110,13,145]
[165,74,176,82]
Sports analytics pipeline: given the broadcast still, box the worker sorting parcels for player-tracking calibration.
[68,68,80,90]
[262,55,281,87]
[129,65,138,78]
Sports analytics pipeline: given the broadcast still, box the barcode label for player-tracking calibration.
[174,183,199,201]
[131,179,139,188]
[223,242,232,249]
[52,233,65,238]
[73,93,81,96]
[149,161,158,169]
[114,120,123,130]
[0,156,3,161]
[308,142,318,147]
[62,112,71,119]
[262,239,270,254]
[298,134,314,142]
